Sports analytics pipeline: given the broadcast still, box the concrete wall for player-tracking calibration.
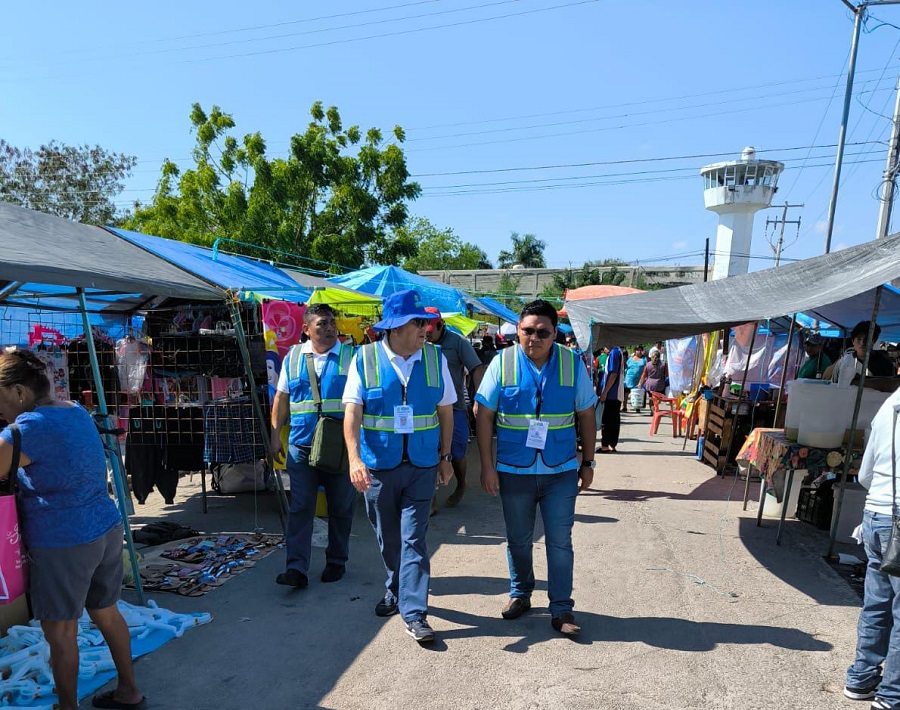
[418,265,708,298]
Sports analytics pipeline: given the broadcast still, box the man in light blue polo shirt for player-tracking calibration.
[476,299,597,637]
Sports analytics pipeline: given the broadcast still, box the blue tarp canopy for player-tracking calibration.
[0,205,226,345]
[107,228,311,302]
[473,296,519,324]
[328,265,469,313]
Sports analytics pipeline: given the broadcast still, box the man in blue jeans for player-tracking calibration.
[846,390,900,709]
[343,290,456,644]
[270,303,357,588]
[476,299,597,636]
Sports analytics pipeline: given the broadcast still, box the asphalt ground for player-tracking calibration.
[83,414,867,709]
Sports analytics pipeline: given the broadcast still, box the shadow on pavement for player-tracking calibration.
[428,604,832,653]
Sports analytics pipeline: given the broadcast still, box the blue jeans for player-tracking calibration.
[498,469,578,616]
[285,445,357,576]
[848,510,900,704]
[364,462,435,622]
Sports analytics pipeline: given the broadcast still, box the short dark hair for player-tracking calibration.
[305,303,336,322]
[850,320,881,342]
[519,299,558,328]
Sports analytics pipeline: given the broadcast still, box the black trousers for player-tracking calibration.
[601,401,621,448]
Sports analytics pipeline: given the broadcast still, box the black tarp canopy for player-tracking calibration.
[565,233,900,348]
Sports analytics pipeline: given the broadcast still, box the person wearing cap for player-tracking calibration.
[424,307,484,509]
[475,299,598,637]
[270,303,357,589]
[342,289,456,644]
[797,333,831,380]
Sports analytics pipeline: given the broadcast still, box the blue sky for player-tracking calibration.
[3,1,900,272]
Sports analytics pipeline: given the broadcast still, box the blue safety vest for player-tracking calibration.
[495,343,578,468]
[358,341,444,470]
[285,342,355,447]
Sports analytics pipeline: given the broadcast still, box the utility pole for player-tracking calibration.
[875,75,900,240]
[765,202,804,266]
[703,237,709,282]
[825,0,900,254]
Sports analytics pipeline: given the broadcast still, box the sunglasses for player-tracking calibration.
[411,318,429,328]
[520,327,554,340]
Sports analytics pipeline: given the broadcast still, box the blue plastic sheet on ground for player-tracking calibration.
[1,600,211,709]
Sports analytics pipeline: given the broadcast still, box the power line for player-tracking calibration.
[404,83,894,144]
[177,0,597,66]
[5,0,520,71]
[407,64,900,131]
[405,91,893,153]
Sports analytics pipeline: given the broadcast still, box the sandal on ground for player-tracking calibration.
[92,690,146,709]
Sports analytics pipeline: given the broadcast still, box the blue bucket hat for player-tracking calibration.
[372,289,438,332]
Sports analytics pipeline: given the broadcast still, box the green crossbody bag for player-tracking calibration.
[305,354,350,475]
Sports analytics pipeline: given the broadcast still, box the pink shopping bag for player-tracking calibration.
[0,495,27,603]
[0,424,27,603]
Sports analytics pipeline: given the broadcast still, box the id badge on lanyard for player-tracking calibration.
[525,382,547,449]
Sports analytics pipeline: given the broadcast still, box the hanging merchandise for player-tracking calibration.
[32,348,69,402]
[115,336,151,394]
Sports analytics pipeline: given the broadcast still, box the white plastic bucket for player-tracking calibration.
[797,384,856,449]
[784,379,829,441]
[629,388,646,410]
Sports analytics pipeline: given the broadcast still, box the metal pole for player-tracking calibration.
[227,298,290,530]
[703,238,710,282]
[827,286,883,557]
[774,315,797,426]
[77,289,145,605]
[824,5,865,254]
[876,76,900,240]
[774,203,789,267]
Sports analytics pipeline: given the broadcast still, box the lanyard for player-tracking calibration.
[522,347,551,420]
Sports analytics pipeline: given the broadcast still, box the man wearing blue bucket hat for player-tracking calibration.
[342,289,456,644]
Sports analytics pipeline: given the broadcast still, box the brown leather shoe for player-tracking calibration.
[501,597,531,619]
[551,612,580,636]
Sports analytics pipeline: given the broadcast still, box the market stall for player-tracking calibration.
[0,203,229,603]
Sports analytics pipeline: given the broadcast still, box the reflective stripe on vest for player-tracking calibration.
[500,343,576,388]
[361,341,442,390]
[290,399,343,415]
[495,412,575,429]
[361,413,440,431]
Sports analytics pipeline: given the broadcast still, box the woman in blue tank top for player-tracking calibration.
[0,350,143,710]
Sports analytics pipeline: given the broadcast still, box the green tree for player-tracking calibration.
[539,262,627,303]
[400,217,491,272]
[492,271,525,309]
[497,232,546,269]
[127,102,421,270]
[0,139,137,225]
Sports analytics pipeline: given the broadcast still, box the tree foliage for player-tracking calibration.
[497,232,546,269]
[400,217,492,272]
[539,262,627,303]
[0,140,137,225]
[126,102,421,270]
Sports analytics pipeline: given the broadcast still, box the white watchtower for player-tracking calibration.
[700,147,784,280]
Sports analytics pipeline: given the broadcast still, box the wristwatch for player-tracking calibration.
[580,460,596,469]
[440,454,453,463]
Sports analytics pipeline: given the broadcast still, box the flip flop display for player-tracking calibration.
[130,534,283,597]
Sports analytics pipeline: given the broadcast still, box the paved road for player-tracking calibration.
[87,416,864,709]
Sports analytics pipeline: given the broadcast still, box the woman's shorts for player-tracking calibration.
[29,524,124,621]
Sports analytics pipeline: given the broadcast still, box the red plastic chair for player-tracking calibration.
[648,391,682,437]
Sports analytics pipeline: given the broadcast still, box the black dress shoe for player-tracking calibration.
[501,597,531,619]
[321,563,345,583]
[275,569,308,588]
[551,612,581,636]
[375,592,399,617]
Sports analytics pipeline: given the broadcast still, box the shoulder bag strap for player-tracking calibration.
[305,354,323,417]
[6,424,20,494]
[893,407,899,517]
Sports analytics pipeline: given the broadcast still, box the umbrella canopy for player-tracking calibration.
[328,265,469,314]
